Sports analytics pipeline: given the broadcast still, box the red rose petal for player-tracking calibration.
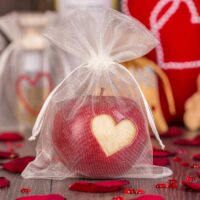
[3,156,35,173]
[153,157,170,166]
[0,151,18,159]
[153,148,176,157]
[16,194,65,200]
[196,172,200,177]
[0,132,24,141]
[182,180,200,191]
[130,194,165,200]
[174,135,200,146]
[0,177,10,188]
[160,127,183,138]
[193,154,200,161]
[69,180,130,193]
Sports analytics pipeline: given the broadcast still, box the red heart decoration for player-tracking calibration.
[122,0,200,123]
[16,72,53,116]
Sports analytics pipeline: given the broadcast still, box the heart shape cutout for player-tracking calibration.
[16,72,53,116]
[91,114,137,157]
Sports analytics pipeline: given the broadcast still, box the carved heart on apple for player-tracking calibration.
[52,95,148,178]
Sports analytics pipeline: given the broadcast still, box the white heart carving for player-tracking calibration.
[91,114,137,157]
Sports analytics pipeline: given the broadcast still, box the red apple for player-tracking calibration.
[52,95,149,178]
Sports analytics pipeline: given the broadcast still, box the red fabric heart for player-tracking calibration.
[174,135,200,146]
[69,180,130,193]
[153,147,176,157]
[0,151,18,159]
[130,194,165,200]
[193,154,200,161]
[122,0,200,124]
[0,132,24,141]
[182,180,200,191]
[3,156,35,173]
[153,157,170,166]
[16,72,53,116]
[0,177,10,188]
[160,127,183,138]
[16,194,65,200]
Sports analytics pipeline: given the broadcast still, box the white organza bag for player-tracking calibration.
[22,8,172,179]
[0,13,69,131]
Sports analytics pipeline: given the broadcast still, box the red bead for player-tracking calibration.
[168,179,178,184]
[112,196,124,200]
[181,162,190,167]
[191,164,200,169]
[156,183,167,188]
[20,188,32,193]
[172,157,182,162]
[135,189,145,194]
[168,183,178,189]
[123,188,135,194]
[185,175,196,182]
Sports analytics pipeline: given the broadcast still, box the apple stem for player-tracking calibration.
[100,88,104,96]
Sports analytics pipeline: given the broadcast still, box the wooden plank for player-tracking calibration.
[0,171,51,199]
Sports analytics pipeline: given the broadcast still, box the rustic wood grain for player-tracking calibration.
[0,129,200,199]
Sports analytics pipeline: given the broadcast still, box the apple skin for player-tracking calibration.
[52,96,149,178]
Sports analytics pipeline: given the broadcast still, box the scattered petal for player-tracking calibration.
[0,151,18,159]
[197,171,200,177]
[0,177,10,188]
[3,156,35,173]
[0,132,24,142]
[153,148,176,157]
[160,127,183,138]
[193,154,200,161]
[174,135,200,146]
[131,194,165,200]
[153,157,170,166]
[69,180,129,193]
[182,180,200,191]
[16,194,65,200]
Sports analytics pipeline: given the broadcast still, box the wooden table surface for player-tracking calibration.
[0,130,200,200]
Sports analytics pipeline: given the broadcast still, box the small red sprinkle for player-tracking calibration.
[172,157,182,162]
[181,162,190,167]
[20,188,32,193]
[191,164,200,169]
[112,196,124,200]
[156,183,167,188]
[135,189,145,194]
